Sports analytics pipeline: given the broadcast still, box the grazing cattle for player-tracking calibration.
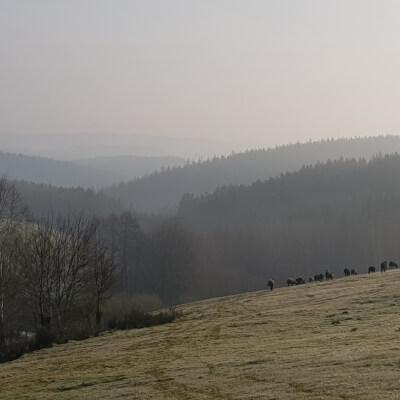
[389,261,398,269]
[381,261,387,273]
[314,273,324,282]
[308,277,314,283]
[325,270,333,281]
[350,269,357,275]
[295,277,305,285]
[368,266,376,274]
[267,279,274,291]
[344,268,351,277]
[287,278,295,286]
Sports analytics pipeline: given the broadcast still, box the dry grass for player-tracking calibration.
[2,271,400,399]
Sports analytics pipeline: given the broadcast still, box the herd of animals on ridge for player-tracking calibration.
[266,260,398,291]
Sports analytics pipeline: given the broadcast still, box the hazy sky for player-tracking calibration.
[1,0,400,149]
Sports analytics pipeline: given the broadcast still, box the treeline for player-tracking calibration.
[103,136,400,212]
[15,181,125,217]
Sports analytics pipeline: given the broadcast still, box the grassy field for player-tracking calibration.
[2,270,400,399]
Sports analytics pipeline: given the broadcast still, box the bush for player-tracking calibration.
[129,293,164,313]
[0,325,93,364]
[107,307,182,331]
[104,293,164,320]
[35,327,55,349]
[69,327,92,341]
[0,341,31,363]
[0,298,182,364]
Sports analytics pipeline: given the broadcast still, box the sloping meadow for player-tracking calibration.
[2,270,400,399]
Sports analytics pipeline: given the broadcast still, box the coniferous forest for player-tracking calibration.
[103,136,400,212]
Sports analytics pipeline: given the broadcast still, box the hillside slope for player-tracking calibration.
[2,270,400,399]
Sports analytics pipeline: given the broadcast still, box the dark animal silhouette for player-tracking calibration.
[368,266,376,274]
[350,269,357,275]
[344,268,350,277]
[381,261,387,273]
[295,277,305,285]
[308,277,314,282]
[325,270,333,280]
[389,261,398,269]
[314,273,324,282]
[287,278,294,286]
[267,279,274,290]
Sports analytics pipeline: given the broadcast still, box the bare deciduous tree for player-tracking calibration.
[0,176,27,347]
[18,212,114,340]
[85,240,115,333]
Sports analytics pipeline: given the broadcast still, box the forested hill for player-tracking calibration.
[178,155,400,229]
[103,136,400,213]
[15,181,125,217]
[173,154,400,297]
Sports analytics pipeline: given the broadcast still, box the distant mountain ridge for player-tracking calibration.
[102,136,400,213]
[0,150,120,188]
[0,150,186,189]
[73,155,186,181]
[0,133,247,160]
